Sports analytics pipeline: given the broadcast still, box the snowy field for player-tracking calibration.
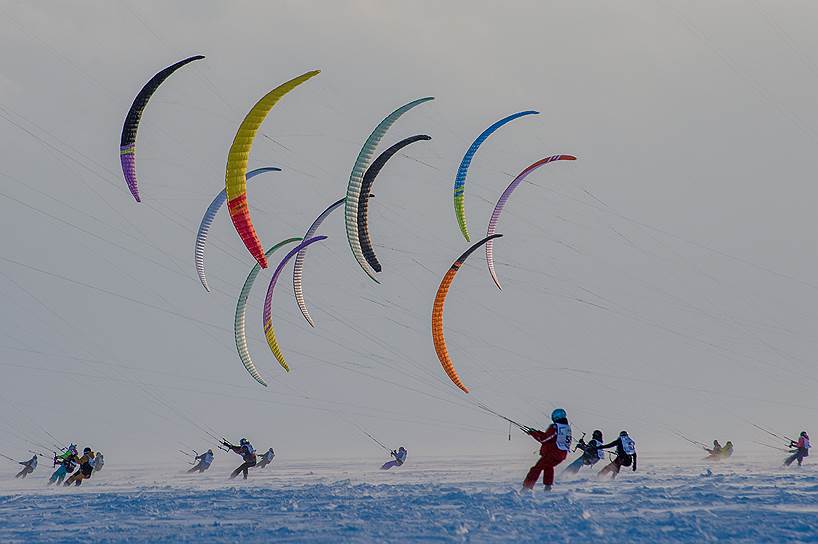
[1,453,816,543]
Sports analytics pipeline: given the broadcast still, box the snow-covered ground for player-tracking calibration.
[1,453,816,543]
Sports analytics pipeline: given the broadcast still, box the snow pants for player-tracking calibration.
[785,450,807,466]
[564,455,598,475]
[599,454,632,479]
[187,462,210,473]
[230,458,257,479]
[15,466,34,479]
[49,465,68,485]
[523,449,567,488]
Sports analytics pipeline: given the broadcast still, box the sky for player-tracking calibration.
[0,0,815,466]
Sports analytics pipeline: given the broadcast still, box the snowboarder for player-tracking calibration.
[785,432,810,467]
[64,447,95,486]
[704,440,722,456]
[224,438,256,479]
[563,430,605,474]
[522,408,572,490]
[48,444,78,486]
[15,454,37,479]
[187,449,214,473]
[256,448,275,469]
[380,447,407,470]
[598,431,637,479]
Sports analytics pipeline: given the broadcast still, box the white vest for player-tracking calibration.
[589,439,605,459]
[621,435,636,455]
[555,423,572,451]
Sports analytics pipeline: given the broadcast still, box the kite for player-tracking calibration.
[453,111,538,241]
[195,167,281,292]
[225,70,320,267]
[292,198,344,327]
[357,135,431,273]
[344,97,434,281]
[431,234,503,393]
[263,236,327,372]
[120,55,205,202]
[234,237,301,387]
[486,155,576,289]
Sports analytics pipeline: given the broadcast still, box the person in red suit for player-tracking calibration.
[523,408,572,491]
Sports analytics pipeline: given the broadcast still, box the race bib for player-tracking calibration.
[555,423,572,451]
[621,435,636,455]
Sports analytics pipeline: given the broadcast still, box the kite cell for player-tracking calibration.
[120,55,205,202]
[453,110,538,241]
[486,155,576,289]
[431,234,503,393]
[344,97,434,282]
[234,238,301,387]
[263,236,327,372]
[225,70,320,268]
[357,135,431,273]
[195,167,281,292]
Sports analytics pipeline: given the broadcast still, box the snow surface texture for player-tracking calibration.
[1,455,816,543]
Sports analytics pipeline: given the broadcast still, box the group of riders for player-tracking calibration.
[9,422,810,489]
[184,439,276,479]
[185,438,406,478]
[14,444,104,486]
[521,408,810,491]
[522,408,640,491]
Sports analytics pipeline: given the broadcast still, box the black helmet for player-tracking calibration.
[592,430,603,441]
[619,431,628,437]
[83,447,91,454]
[801,431,808,437]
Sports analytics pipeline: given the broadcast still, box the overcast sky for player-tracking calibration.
[0,0,815,467]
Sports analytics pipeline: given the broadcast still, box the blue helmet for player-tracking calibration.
[551,408,567,422]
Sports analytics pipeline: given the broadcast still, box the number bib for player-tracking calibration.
[621,435,636,455]
[555,423,572,451]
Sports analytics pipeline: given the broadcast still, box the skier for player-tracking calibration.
[223,438,256,479]
[380,447,408,470]
[15,454,37,479]
[93,452,104,472]
[704,440,722,456]
[187,449,214,473]
[721,441,734,457]
[784,432,810,467]
[522,408,572,491]
[598,431,637,479]
[48,444,78,485]
[64,447,95,486]
[563,430,605,474]
[256,448,275,469]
